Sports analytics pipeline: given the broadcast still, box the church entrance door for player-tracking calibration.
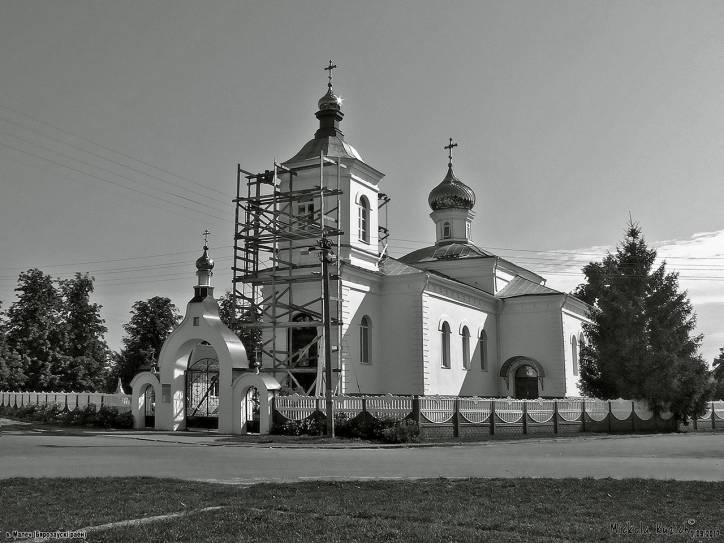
[514,365,539,399]
[185,357,219,429]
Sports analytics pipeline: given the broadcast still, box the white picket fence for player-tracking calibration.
[0,390,131,412]
[274,394,685,425]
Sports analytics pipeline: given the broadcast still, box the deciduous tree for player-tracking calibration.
[111,297,180,391]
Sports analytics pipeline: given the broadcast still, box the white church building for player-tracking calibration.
[133,67,591,432]
[257,69,591,401]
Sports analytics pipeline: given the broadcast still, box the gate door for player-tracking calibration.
[185,357,220,429]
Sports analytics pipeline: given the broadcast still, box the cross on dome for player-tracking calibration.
[324,59,337,90]
[444,138,458,168]
[202,229,211,248]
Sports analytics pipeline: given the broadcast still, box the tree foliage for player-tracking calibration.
[0,269,110,392]
[712,348,724,400]
[218,290,260,369]
[110,296,180,391]
[57,273,110,391]
[575,222,711,421]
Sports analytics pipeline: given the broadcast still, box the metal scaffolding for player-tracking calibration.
[232,155,344,396]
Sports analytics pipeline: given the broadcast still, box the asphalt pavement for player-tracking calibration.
[1,419,722,483]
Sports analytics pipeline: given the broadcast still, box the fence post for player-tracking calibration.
[315,397,321,414]
[522,401,528,435]
[412,396,421,425]
[453,398,460,438]
[608,401,613,434]
[101,395,105,407]
[581,400,586,433]
[489,400,496,437]
[631,401,636,433]
[362,397,367,416]
[713,401,716,431]
[553,400,559,434]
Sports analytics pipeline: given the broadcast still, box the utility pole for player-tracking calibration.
[318,232,336,438]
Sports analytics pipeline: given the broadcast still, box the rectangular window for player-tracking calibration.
[193,317,199,326]
[295,200,315,231]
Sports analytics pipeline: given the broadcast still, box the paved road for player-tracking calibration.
[1,422,722,482]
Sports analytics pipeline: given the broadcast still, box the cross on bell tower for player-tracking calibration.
[324,59,337,90]
[444,138,458,168]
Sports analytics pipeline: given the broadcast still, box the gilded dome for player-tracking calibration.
[428,166,476,211]
[195,246,214,271]
[318,87,342,111]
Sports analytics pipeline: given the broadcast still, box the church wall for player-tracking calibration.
[339,277,385,394]
[561,310,585,396]
[499,297,567,397]
[379,279,426,394]
[415,258,497,294]
[421,289,498,397]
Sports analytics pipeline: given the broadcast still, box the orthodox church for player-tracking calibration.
[260,68,591,400]
[135,67,591,433]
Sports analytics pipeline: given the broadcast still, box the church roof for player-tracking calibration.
[378,257,421,276]
[495,276,560,298]
[284,135,362,164]
[398,242,494,264]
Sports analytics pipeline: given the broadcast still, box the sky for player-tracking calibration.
[0,1,722,362]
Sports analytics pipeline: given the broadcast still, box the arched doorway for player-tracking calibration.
[185,356,220,429]
[244,387,260,433]
[143,385,156,428]
[289,313,319,393]
[515,365,539,399]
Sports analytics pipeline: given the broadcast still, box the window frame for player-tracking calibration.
[479,330,488,371]
[461,326,470,370]
[360,315,371,364]
[441,321,451,368]
[358,196,370,244]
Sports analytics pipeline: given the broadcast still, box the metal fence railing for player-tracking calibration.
[271,394,723,440]
[0,390,131,413]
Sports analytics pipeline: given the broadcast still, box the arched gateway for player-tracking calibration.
[131,241,280,434]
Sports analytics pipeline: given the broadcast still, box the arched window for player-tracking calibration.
[479,330,488,371]
[571,334,579,376]
[461,326,470,369]
[360,315,371,364]
[441,321,451,368]
[358,196,370,243]
[442,221,451,240]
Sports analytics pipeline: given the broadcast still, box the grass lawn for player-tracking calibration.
[1,478,722,542]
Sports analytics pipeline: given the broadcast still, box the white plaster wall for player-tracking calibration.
[339,276,384,394]
[422,290,498,396]
[379,278,426,394]
[499,297,565,397]
[561,310,585,396]
[415,258,497,294]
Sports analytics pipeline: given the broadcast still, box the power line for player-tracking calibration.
[0,102,230,198]
[0,130,228,217]
[0,116,231,208]
[0,138,228,223]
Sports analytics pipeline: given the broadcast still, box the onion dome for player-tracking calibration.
[318,87,342,111]
[428,166,476,211]
[195,245,214,271]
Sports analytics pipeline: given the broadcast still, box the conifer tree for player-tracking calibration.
[110,297,180,391]
[575,222,711,420]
